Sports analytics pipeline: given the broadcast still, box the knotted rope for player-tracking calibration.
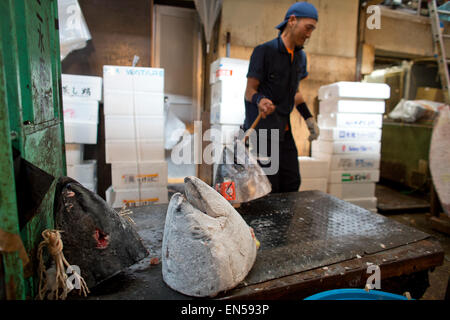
[119,205,136,225]
[37,229,89,300]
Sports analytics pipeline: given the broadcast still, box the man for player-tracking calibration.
[244,2,320,193]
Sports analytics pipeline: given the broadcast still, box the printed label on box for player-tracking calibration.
[341,173,373,182]
[123,198,159,208]
[122,174,159,184]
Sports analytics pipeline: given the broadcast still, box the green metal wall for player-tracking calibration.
[381,121,433,189]
[0,0,65,300]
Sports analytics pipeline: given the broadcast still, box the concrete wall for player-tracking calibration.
[209,0,360,156]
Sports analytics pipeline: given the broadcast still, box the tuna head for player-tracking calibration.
[162,176,257,297]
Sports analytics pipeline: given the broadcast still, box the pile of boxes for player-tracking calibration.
[209,57,249,176]
[103,66,168,208]
[312,81,391,212]
[62,74,102,193]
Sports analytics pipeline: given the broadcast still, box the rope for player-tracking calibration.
[37,229,90,300]
[119,205,136,225]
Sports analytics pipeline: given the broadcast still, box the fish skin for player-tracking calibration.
[162,177,257,297]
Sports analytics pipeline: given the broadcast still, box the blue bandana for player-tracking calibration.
[276,2,319,31]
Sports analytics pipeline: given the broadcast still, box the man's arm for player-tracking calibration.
[294,91,320,142]
[294,91,312,120]
[245,77,275,119]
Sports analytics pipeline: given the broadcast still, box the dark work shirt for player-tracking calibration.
[244,36,308,140]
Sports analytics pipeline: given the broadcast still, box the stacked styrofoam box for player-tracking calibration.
[209,58,249,177]
[103,66,168,208]
[298,157,330,192]
[312,82,390,212]
[62,74,102,193]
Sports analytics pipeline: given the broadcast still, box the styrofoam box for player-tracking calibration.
[318,82,390,101]
[104,116,164,141]
[103,90,164,116]
[318,113,383,129]
[63,98,99,123]
[320,128,382,142]
[210,57,249,85]
[328,182,376,199]
[103,66,164,93]
[299,178,327,192]
[61,74,103,101]
[344,197,378,210]
[211,78,247,106]
[298,157,329,179]
[106,186,169,208]
[319,99,386,114]
[312,140,381,155]
[328,170,380,184]
[111,162,168,189]
[312,152,381,171]
[65,144,84,165]
[64,121,98,144]
[207,124,242,145]
[211,102,245,125]
[66,160,97,184]
[105,140,165,163]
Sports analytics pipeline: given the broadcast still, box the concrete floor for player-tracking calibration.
[376,184,450,300]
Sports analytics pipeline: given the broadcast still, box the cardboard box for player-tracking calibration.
[415,87,445,102]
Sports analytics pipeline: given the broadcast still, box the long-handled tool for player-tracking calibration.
[214,113,272,204]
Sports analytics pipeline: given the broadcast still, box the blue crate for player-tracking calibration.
[304,289,412,300]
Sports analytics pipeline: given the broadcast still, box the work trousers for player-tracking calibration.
[256,129,301,194]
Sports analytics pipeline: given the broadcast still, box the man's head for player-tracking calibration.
[276,2,318,47]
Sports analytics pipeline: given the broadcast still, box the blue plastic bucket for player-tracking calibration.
[304,289,412,300]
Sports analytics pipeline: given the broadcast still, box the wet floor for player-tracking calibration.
[376,183,449,300]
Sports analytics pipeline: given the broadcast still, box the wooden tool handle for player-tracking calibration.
[242,113,262,143]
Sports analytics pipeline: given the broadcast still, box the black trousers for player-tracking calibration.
[256,129,301,194]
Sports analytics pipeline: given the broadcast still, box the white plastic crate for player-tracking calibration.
[344,197,378,210]
[319,128,382,142]
[207,124,242,145]
[64,121,98,144]
[111,162,168,189]
[299,178,327,192]
[210,57,249,84]
[103,66,164,93]
[61,74,103,101]
[105,140,165,163]
[211,78,247,106]
[103,90,164,116]
[318,113,383,129]
[328,182,376,199]
[66,160,97,185]
[65,144,84,165]
[104,115,164,141]
[312,140,381,155]
[106,186,169,208]
[318,82,390,101]
[319,99,386,114]
[63,98,99,123]
[210,102,246,125]
[328,170,380,184]
[312,153,381,171]
[298,157,329,179]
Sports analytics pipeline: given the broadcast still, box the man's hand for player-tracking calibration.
[258,98,276,119]
[305,117,320,142]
